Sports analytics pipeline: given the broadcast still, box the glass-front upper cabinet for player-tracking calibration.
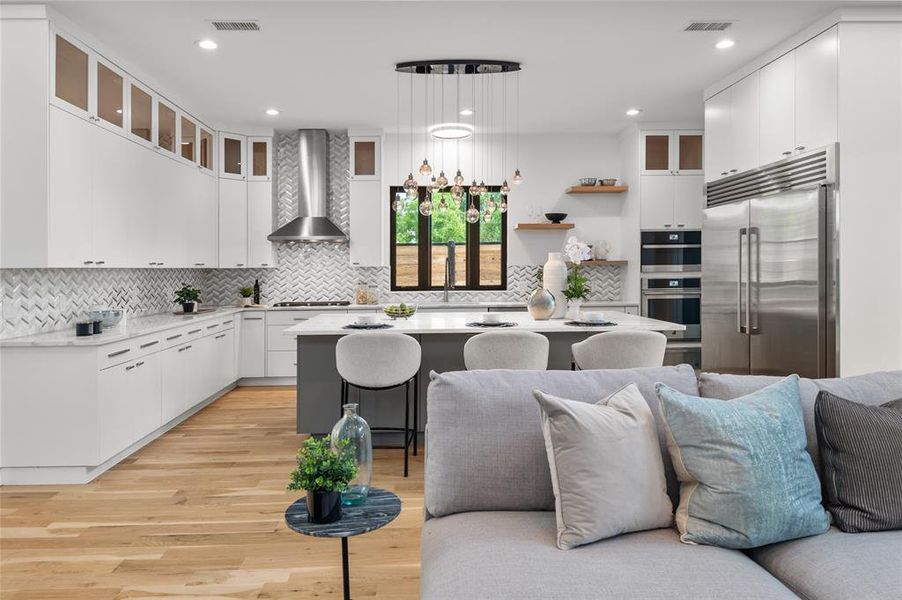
[157,100,176,153]
[52,33,90,117]
[349,136,381,180]
[641,130,704,175]
[180,116,197,162]
[95,57,124,132]
[129,81,154,144]
[219,132,246,179]
[248,137,272,180]
[199,128,214,171]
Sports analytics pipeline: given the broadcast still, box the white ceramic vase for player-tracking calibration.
[543,252,568,319]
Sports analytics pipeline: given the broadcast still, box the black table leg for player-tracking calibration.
[341,536,350,600]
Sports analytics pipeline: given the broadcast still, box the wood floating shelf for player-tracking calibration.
[565,185,629,194]
[515,223,575,231]
[581,259,628,266]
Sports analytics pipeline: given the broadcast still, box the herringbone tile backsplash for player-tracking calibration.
[1,130,621,339]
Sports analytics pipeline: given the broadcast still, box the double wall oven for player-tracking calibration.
[640,231,702,369]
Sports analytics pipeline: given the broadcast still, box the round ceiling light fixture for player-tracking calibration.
[715,39,735,49]
[626,108,642,116]
[196,39,218,50]
[428,122,474,140]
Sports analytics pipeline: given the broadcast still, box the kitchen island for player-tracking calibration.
[286,311,684,435]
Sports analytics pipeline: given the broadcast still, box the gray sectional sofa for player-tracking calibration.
[421,365,902,599]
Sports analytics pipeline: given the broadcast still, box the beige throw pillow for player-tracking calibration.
[534,383,673,550]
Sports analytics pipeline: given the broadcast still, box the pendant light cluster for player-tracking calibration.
[393,60,524,222]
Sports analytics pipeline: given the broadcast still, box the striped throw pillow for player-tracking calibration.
[815,391,902,533]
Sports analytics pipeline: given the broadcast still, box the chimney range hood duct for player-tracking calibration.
[267,129,347,242]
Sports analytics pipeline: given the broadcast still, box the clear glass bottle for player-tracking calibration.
[330,403,372,505]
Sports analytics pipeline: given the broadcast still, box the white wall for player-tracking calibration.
[383,132,641,299]
[836,22,902,375]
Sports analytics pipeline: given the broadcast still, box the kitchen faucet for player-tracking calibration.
[444,241,456,302]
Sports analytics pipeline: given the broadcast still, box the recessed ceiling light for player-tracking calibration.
[265,108,280,116]
[626,108,642,117]
[716,39,735,49]
[459,108,473,116]
[196,39,218,50]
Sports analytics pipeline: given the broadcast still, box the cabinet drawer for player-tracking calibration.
[98,333,162,369]
[267,325,296,351]
[266,310,344,326]
[266,351,297,377]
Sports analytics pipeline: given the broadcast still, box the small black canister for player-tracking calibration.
[92,320,103,334]
[76,321,93,336]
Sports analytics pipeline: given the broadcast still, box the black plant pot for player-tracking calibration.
[182,302,196,313]
[306,490,342,524]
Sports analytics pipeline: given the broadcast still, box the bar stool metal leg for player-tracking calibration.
[412,372,419,456]
[403,379,410,478]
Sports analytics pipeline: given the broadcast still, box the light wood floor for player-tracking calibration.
[0,386,423,599]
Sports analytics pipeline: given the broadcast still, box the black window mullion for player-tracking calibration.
[467,196,480,288]
[417,188,431,289]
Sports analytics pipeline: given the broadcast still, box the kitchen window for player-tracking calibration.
[389,186,507,291]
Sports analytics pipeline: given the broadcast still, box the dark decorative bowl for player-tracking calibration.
[545,212,568,224]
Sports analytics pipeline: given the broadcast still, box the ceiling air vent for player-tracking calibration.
[210,20,260,32]
[684,21,733,32]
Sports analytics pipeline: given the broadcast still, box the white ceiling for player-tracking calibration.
[49,1,846,133]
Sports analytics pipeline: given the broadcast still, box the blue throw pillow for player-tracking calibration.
[656,375,829,549]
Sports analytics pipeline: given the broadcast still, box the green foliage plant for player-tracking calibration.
[287,435,358,493]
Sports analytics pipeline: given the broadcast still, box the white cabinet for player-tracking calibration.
[641,174,704,230]
[211,329,237,390]
[47,105,93,266]
[219,178,249,268]
[349,132,383,266]
[704,74,759,182]
[794,27,838,154]
[239,314,266,378]
[641,130,703,175]
[91,120,134,267]
[99,352,161,461]
[248,180,274,267]
[218,135,273,268]
[759,52,796,165]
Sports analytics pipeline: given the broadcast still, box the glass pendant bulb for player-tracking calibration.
[483,210,492,223]
[466,202,480,224]
[436,170,448,188]
[454,169,465,185]
[418,158,432,175]
[419,198,433,216]
[403,173,417,193]
[478,180,487,195]
[470,180,480,197]
[486,197,497,213]
[499,198,509,213]
[391,197,403,212]
[512,169,524,185]
[437,196,449,213]
[427,176,437,191]
[406,187,418,200]
[501,180,511,196]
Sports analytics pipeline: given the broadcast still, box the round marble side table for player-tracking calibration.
[284,488,402,600]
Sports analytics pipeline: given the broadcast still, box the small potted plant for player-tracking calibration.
[239,286,254,307]
[288,435,358,524]
[174,284,201,314]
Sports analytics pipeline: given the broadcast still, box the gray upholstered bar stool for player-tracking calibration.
[464,330,550,370]
[571,330,667,370]
[336,332,421,477]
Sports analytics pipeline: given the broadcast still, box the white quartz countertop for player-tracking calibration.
[0,308,245,348]
[284,311,684,337]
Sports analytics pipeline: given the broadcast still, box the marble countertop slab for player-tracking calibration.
[284,311,684,337]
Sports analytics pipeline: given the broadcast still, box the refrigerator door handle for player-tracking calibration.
[738,227,748,334]
[748,226,760,334]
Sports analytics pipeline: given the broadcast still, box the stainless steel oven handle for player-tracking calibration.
[641,292,702,299]
[738,227,747,334]
[642,244,702,249]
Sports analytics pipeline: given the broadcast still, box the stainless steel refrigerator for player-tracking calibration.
[701,145,838,378]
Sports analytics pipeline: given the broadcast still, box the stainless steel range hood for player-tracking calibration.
[267,129,347,242]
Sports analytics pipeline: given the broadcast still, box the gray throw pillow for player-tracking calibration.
[656,375,830,549]
[534,384,673,550]
[815,391,902,532]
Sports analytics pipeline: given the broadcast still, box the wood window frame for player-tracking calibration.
[389,186,507,291]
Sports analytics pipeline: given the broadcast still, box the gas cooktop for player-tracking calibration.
[273,301,351,307]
